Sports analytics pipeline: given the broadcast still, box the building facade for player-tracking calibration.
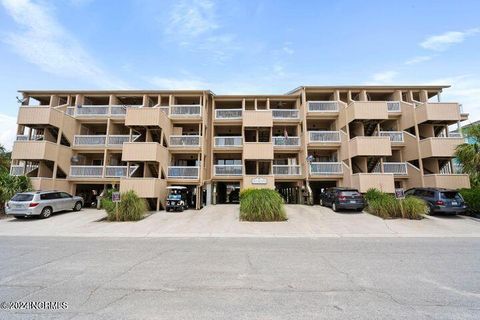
[10,86,470,210]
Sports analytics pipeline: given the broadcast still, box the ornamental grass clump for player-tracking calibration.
[365,188,425,220]
[103,190,147,221]
[239,188,287,222]
[459,188,480,215]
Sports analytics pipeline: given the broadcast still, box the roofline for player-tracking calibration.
[286,85,451,95]
[18,89,213,95]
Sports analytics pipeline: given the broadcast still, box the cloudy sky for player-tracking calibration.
[0,0,479,149]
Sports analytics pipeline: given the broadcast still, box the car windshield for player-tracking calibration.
[340,191,360,196]
[11,194,34,202]
[440,192,462,201]
[168,194,182,200]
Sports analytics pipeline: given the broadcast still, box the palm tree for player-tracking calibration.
[454,123,480,187]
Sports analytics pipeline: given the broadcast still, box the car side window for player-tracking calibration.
[60,192,72,198]
[405,189,415,196]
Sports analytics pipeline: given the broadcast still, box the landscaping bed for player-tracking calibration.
[239,188,287,222]
[364,188,426,220]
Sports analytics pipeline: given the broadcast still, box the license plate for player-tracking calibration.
[452,201,458,206]
[349,200,356,203]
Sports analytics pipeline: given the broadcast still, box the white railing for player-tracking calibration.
[273,165,301,175]
[73,135,107,146]
[70,165,104,177]
[309,162,343,175]
[104,166,138,178]
[169,135,201,147]
[448,132,462,138]
[66,107,74,116]
[75,105,110,116]
[214,165,243,176]
[387,101,401,112]
[215,109,242,119]
[308,131,341,143]
[10,164,38,176]
[167,166,200,179]
[214,136,243,147]
[272,109,299,119]
[272,136,301,146]
[382,162,408,175]
[169,105,201,117]
[378,131,404,142]
[110,105,141,116]
[16,134,44,141]
[107,135,132,146]
[307,101,339,112]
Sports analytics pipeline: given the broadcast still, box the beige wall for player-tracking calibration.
[242,175,275,189]
[420,138,464,158]
[416,103,460,124]
[423,174,470,189]
[348,137,392,158]
[346,101,389,122]
[243,142,274,159]
[351,173,395,193]
[243,110,272,127]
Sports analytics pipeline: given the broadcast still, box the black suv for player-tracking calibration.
[405,188,467,215]
[319,188,365,212]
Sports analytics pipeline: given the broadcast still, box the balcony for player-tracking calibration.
[169,135,201,148]
[346,101,389,122]
[70,166,104,178]
[308,131,341,144]
[167,166,200,179]
[423,174,470,189]
[415,102,461,124]
[120,178,166,198]
[108,135,133,147]
[272,109,300,120]
[72,105,141,118]
[272,136,301,148]
[351,173,395,193]
[243,110,272,127]
[349,136,391,157]
[243,142,274,160]
[387,101,401,112]
[105,166,138,178]
[419,137,464,158]
[125,107,170,132]
[214,165,243,176]
[18,106,65,128]
[12,141,59,162]
[16,134,44,141]
[122,142,165,163]
[215,109,242,120]
[169,105,202,119]
[309,162,343,176]
[214,136,243,148]
[273,165,301,176]
[375,162,408,175]
[10,164,38,176]
[307,101,339,112]
[73,135,107,147]
[378,131,404,143]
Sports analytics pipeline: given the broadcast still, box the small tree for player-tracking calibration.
[0,171,31,215]
[455,124,480,187]
[0,144,11,174]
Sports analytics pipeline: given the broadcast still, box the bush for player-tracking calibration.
[103,190,147,221]
[240,188,287,222]
[459,188,480,215]
[365,188,425,220]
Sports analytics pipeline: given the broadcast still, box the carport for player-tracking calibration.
[309,181,337,205]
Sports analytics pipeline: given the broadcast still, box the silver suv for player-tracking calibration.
[5,191,84,219]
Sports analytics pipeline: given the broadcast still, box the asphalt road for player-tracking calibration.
[0,237,479,320]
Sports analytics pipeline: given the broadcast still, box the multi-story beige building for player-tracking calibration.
[10,86,470,210]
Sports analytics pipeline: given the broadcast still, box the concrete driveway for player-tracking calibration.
[0,205,479,238]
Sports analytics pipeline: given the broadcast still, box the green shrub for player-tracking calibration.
[240,188,287,222]
[103,190,147,221]
[459,188,480,215]
[365,188,425,219]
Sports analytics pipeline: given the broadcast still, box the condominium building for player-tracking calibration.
[10,86,470,210]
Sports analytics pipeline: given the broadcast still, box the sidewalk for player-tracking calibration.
[0,205,479,238]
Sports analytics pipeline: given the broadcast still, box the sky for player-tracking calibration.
[0,0,479,149]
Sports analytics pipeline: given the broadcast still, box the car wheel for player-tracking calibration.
[320,199,324,206]
[40,207,52,219]
[179,207,184,212]
[73,201,82,212]
[356,208,363,212]
[332,202,338,212]
[426,205,433,215]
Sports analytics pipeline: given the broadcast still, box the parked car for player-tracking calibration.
[5,191,84,219]
[319,188,365,212]
[166,186,189,212]
[405,188,467,215]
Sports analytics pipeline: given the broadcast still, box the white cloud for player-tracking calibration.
[149,77,209,90]
[282,42,294,55]
[405,55,432,65]
[1,0,126,88]
[0,113,17,150]
[371,71,397,83]
[166,0,218,37]
[420,28,480,51]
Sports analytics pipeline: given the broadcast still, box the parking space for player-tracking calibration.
[0,204,479,238]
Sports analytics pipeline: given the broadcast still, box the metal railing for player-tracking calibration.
[16,134,44,141]
[169,135,201,147]
[104,166,138,178]
[70,165,104,177]
[66,107,74,116]
[167,166,200,179]
[214,136,243,147]
[75,105,110,116]
[387,101,401,112]
[10,164,38,176]
[448,132,462,138]
[272,136,301,146]
[73,135,107,146]
[215,109,242,119]
[273,165,301,175]
[214,165,243,176]
[107,135,132,146]
[308,131,341,143]
[382,162,408,175]
[378,131,404,142]
[169,105,201,117]
[307,101,339,112]
[309,162,343,175]
[272,109,299,119]
[110,105,141,116]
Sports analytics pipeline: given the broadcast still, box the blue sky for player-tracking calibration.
[0,0,479,148]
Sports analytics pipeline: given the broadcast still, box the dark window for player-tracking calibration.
[60,192,72,198]
[40,192,60,200]
[440,192,462,200]
[11,194,34,202]
[340,191,361,197]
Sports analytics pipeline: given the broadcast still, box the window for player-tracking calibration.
[11,194,34,202]
[60,192,72,198]
[40,192,60,200]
